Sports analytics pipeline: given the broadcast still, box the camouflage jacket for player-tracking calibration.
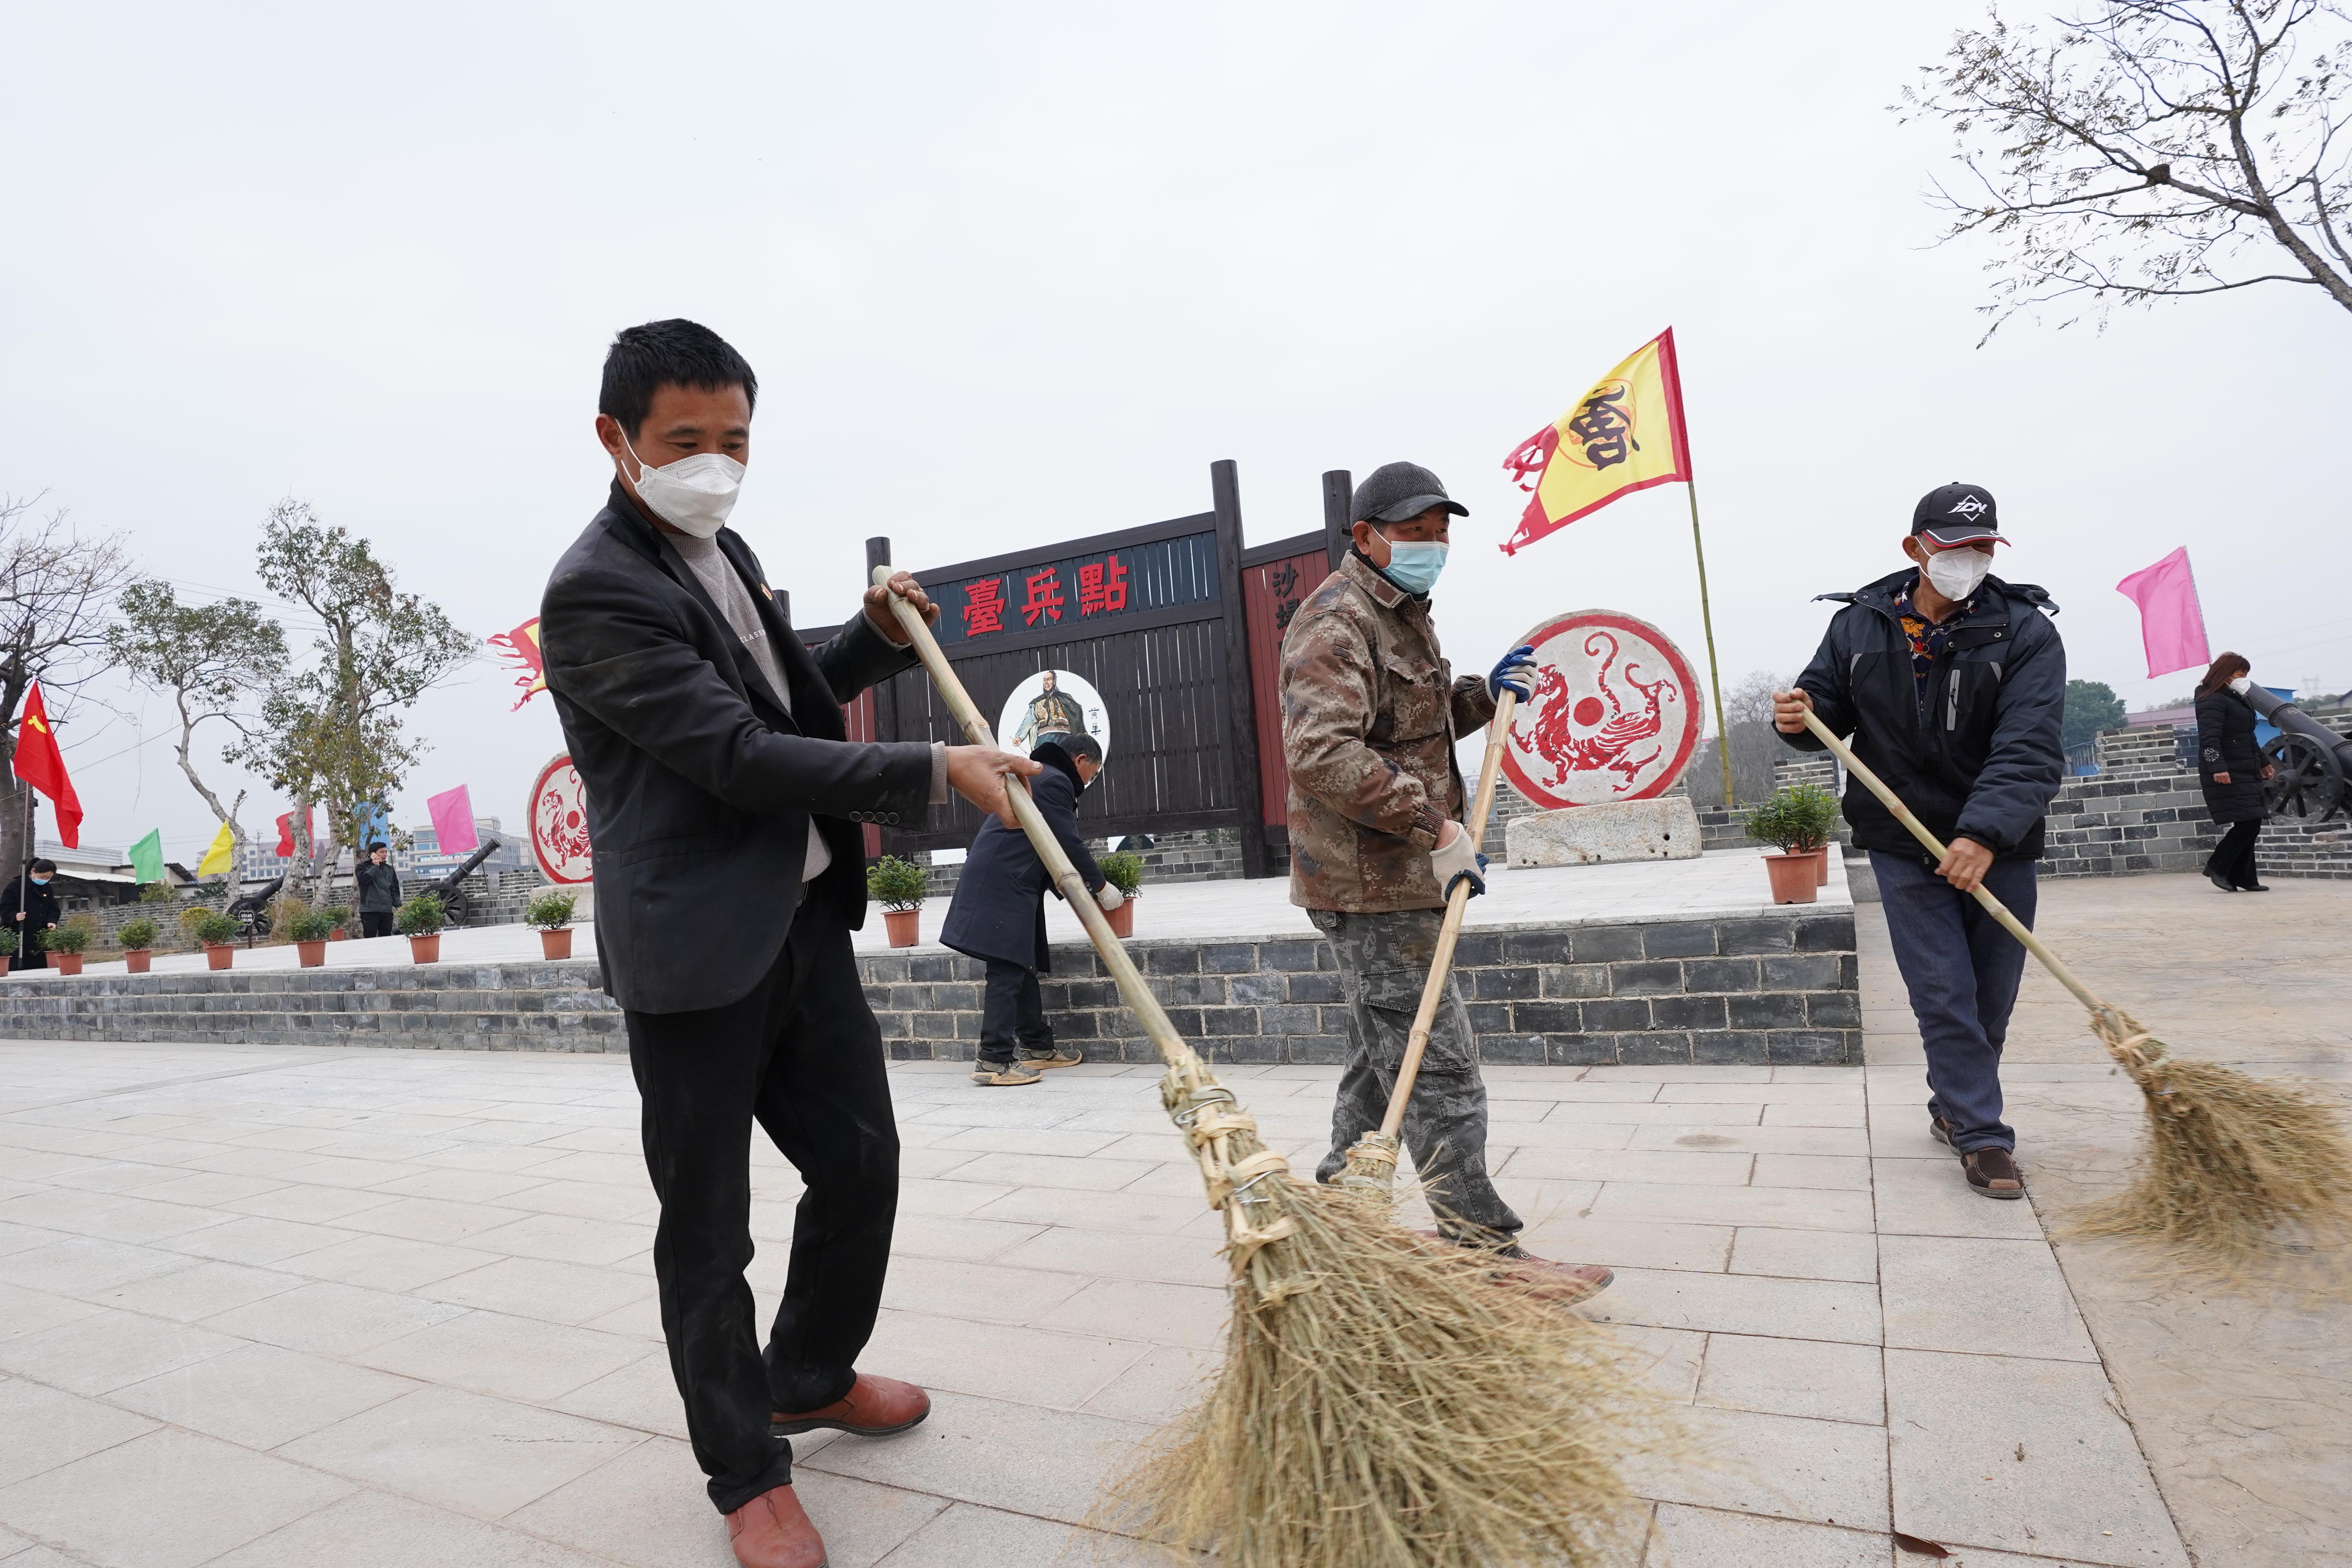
[1281,551,1495,912]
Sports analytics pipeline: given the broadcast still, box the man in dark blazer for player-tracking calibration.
[939,735,1120,1085]
[540,319,1036,1568]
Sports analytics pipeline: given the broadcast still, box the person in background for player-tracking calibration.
[354,842,400,937]
[2194,652,2273,893]
[2,858,61,969]
[1775,482,2065,1201]
[1281,459,1610,1305]
[940,734,1119,1086]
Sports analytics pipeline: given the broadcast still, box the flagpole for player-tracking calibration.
[1685,476,1737,809]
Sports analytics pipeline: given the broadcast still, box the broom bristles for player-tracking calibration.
[1096,1174,1677,1568]
[2070,1012,2352,1276]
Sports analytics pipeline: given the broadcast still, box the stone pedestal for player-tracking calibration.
[1506,797,1704,867]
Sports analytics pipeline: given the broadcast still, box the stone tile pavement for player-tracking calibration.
[0,869,2340,1566]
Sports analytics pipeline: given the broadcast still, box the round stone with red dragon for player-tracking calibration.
[1499,610,1700,809]
[529,753,594,885]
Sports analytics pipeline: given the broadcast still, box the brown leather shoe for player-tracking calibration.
[1962,1146,2025,1199]
[726,1484,826,1568]
[772,1372,931,1437]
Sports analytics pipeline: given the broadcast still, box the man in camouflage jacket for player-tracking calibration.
[1281,461,1610,1302]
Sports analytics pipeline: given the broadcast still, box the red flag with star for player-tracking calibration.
[13,683,82,848]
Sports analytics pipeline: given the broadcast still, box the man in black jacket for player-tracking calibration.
[354,843,399,938]
[1775,483,2065,1201]
[1,858,61,970]
[540,319,1036,1568]
[940,734,1121,1085]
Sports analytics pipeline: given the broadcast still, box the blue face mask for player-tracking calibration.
[29,877,49,886]
[1380,541,1448,595]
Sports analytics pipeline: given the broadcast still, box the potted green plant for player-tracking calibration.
[321,905,352,940]
[1099,850,1145,938]
[1745,786,1837,905]
[397,892,447,964]
[118,916,159,975]
[47,916,94,977]
[526,891,578,960]
[0,927,17,976]
[289,909,336,967]
[191,909,240,969]
[866,856,929,947]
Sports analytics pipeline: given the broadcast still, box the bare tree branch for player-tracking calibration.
[1897,0,2352,340]
[0,495,132,874]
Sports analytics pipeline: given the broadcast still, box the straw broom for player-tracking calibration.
[873,570,1668,1568]
[1797,706,2352,1271]
[1335,690,1517,1197]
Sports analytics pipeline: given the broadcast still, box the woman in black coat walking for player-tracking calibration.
[2194,652,2272,892]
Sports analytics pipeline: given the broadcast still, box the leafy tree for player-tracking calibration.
[2062,678,2129,751]
[107,581,286,872]
[0,494,132,876]
[1688,671,1797,810]
[1901,0,2352,338]
[231,500,472,905]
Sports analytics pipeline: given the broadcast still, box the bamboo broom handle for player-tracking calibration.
[871,568,1203,1078]
[1375,690,1518,1142]
[1794,705,2117,1022]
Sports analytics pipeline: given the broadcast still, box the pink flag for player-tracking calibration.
[426,785,479,855]
[2114,547,2211,679]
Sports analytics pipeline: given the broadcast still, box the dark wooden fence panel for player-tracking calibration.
[1239,543,1327,829]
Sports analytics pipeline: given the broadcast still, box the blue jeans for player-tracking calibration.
[1870,850,2038,1154]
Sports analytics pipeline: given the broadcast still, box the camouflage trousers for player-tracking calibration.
[1308,907,1522,1242]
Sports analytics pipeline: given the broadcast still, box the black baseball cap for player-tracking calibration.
[1350,461,1470,525]
[1911,482,2007,548]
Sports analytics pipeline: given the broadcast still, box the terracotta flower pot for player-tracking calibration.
[1764,852,1820,905]
[409,933,441,964]
[204,943,234,971]
[0,958,10,976]
[297,940,327,968]
[52,953,83,976]
[124,949,151,975]
[1106,899,1136,938]
[1813,847,1830,887]
[330,927,348,942]
[883,909,920,948]
[539,927,573,960]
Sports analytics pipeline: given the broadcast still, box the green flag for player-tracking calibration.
[129,829,164,885]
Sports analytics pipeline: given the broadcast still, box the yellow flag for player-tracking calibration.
[196,822,236,878]
[1501,328,1693,554]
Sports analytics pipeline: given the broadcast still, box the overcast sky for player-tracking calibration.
[4,0,2346,866]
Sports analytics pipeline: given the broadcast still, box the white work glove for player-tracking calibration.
[1428,824,1485,900]
[1094,883,1126,912]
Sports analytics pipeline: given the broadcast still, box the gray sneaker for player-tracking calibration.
[971,1059,1042,1087]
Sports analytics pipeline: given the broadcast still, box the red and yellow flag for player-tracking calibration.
[488,617,546,710]
[1500,328,1693,555]
[13,682,82,848]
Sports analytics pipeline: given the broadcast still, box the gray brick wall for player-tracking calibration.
[0,911,1860,1065]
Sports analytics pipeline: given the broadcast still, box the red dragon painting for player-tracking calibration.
[1515,630,1683,795]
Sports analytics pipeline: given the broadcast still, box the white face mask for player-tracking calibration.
[620,432,743,539]
[1922,545,1991,601]
[2227,676,2253,695]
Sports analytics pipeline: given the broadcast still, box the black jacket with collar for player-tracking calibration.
[541,481,934,1014]
[938,743,1104,973]
[1782,568,2067,860]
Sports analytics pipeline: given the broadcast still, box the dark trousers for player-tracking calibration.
[359,910,395,938]
[978,960,1054,1063]
[1871,851,2038,1154]
[624,902,900,1515]
[2206,819,2263,887]
[1307,907,1521,1242]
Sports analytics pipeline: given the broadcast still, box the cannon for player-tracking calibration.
[2242,687,2352,823]
[229,876,286,939]
[420,839,504,927]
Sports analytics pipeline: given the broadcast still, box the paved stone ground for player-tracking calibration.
[0,870,2339,1566]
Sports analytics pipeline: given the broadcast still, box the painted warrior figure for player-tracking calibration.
[1012,670,1087,749]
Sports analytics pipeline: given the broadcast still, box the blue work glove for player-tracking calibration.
[1488,644,1538,703]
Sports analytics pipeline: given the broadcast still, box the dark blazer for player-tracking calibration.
[541,481,934,1014]
[1784,569,2067,859]
[2195,689,2267,824]
[354,860,401,913]
[939,744,1104,971]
